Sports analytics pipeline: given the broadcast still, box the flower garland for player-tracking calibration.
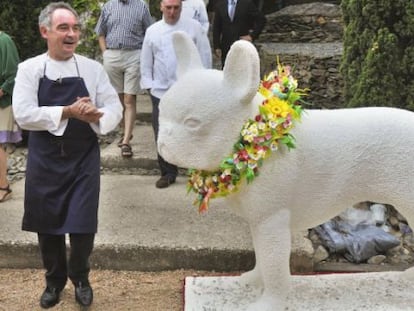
[187,62,307,213]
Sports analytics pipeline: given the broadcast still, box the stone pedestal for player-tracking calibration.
[184,271,414,310]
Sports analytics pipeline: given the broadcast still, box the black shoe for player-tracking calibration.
[40,287,60,309]
[155,176,176,188]
[74,281,93,307]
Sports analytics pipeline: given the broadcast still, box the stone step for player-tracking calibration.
[136,92,152,123]
[100,93,158,172]
[100,122,159,171]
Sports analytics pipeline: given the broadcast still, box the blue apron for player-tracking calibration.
[22,57,100,234]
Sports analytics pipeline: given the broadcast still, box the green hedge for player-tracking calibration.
[340,0,414,110]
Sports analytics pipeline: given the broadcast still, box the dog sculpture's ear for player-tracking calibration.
[223,40,260,105]
[172,31,204,79]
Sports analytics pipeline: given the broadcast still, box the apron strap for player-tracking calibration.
[43,55,81,79]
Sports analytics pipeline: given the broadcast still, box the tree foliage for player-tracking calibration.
[71,0,102,58]
[341,0,414,110]
[0,0,50,61]
[0,0,160,61]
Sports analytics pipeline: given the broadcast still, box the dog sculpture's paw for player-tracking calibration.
[239,268,263,289]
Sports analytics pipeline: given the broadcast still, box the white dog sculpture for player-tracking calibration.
[158,32,414,310]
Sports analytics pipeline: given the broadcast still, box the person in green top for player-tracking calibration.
[0,31,22,203]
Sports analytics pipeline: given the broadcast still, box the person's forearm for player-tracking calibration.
[98,36,107,53]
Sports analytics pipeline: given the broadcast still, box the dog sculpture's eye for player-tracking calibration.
[184,117,201,129]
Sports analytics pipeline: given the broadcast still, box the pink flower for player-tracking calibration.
[282,114,292,128]
[237,150,249,161]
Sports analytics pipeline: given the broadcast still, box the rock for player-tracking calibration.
[403,233,414,252]
[313,245,329,263]
[291,231,315,272]
[389,216,400,229]
[367,255,386,265]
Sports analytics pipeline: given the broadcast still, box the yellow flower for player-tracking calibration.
[259,85,273,98]
[262,96,292,120]
[270,104,282,116]
[243,133,254,143]
[248,124,259,135]
[241,123,259,142]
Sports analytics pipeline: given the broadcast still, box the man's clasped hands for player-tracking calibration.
[63,96,103,123]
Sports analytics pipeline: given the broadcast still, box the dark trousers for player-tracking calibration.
[150,95,178,179]
[38,233,95,290]
[221,47,231,68]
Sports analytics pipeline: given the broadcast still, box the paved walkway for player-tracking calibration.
[0,94,257,272]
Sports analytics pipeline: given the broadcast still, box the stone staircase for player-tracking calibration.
[100,94,157,172]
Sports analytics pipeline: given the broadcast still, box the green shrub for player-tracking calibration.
[340,0,414,110]
[73,0,161,58]
[70,0,102,58]
[0,0,49,61]
[148,0,162,21]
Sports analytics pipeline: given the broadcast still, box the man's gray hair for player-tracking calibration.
[38,2,79,28]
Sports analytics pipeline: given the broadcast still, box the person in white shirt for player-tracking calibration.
[181,0,209,33]
[12,2,122,309]
[140,0,211,188]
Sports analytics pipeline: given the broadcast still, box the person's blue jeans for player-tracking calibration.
[150,95,178,180]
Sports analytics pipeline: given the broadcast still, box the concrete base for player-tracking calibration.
[184,270,414,310]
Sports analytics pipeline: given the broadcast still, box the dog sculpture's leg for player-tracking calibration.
[240,224,263,289]
[246,208,291,311]
[240,266,262,287]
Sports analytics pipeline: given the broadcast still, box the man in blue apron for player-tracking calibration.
[12,2,122,308]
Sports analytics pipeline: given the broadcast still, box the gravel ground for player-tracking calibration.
[0,268,236,311]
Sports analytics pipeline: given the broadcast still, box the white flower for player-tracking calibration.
[270,141,279,151]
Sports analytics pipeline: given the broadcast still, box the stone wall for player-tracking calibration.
[257,2,345,109]
[258,3,343,43]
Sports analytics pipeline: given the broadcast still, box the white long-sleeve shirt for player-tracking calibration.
[140,16,212,99]
[182,0,210,34]
[13,53,122,136]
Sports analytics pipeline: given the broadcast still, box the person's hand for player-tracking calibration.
[214,49,222,59]
[64,97,103,123]
[240,34,253,42]
[73,97,97,115]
